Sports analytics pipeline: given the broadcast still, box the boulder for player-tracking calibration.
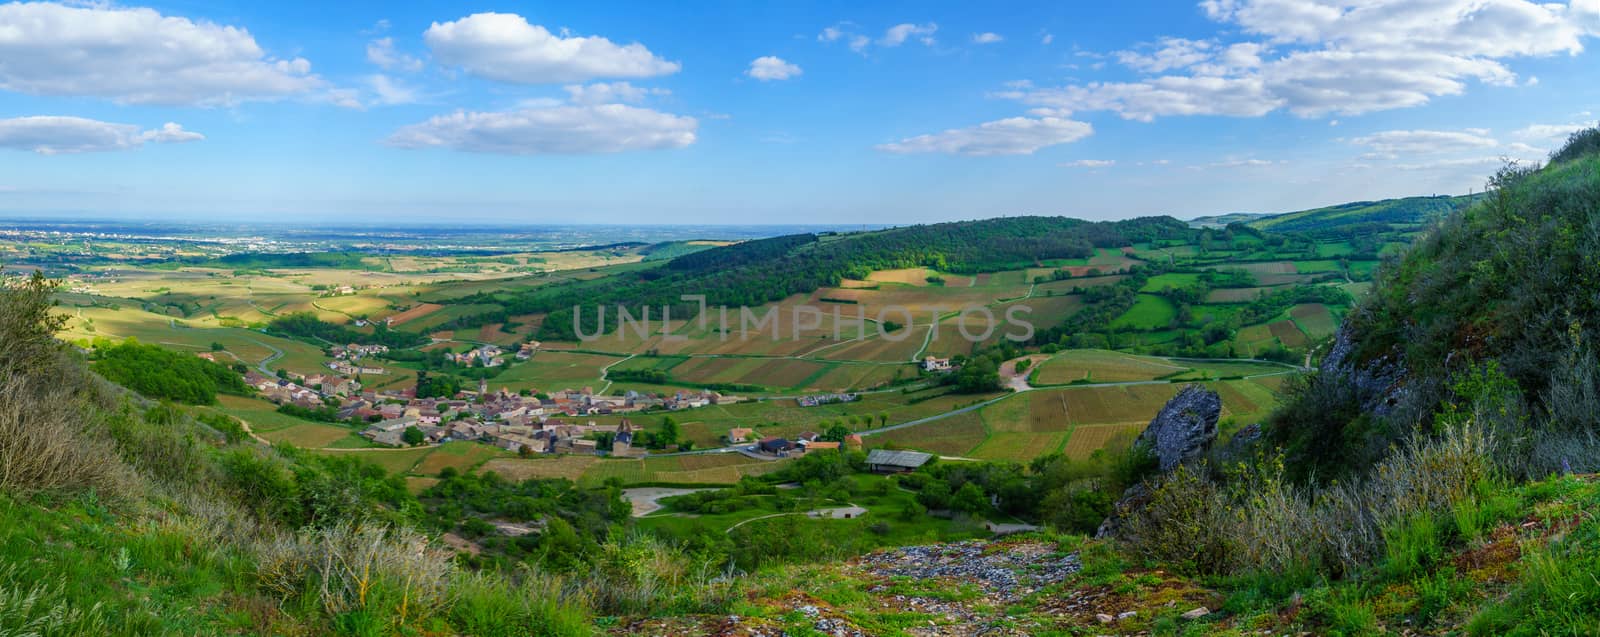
[1095,385,1222,539]
[1136,384,1222,472]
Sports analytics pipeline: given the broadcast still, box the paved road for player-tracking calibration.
[246,337,285,375]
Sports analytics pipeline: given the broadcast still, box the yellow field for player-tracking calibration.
[476,453,786,486]
[258,422,357,448]
[1063,424,1143,460]
[311,447,436,475]
[1032,349,1189,385]
[412,442,511,476]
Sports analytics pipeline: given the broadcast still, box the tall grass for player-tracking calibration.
[255,522,454,632]
[1123,424,1496,580]
[0,563,111,637]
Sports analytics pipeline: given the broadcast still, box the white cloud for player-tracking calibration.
[996,75,1281,122]
[1513,120,1599,144]
[1347,129,1499,158]
[367,37,423,72]
[1041,32,1055,45]
[880,23,938,47]
[1204,158,1280,168]
[0,2,323,106]
[747,56,802,81]
[562,81,667,104]
[1116,37,1214,72]
[1061,159,1115,168]
[367,75,420,105]
[1001,0,1599,121]
[386,104,696,154]
[1392,156,1510,171]
[972,32,1004,44]
[875,117,1092,156]
[821,22,934,52]
[424,12,680,84]
[0,116,202,154]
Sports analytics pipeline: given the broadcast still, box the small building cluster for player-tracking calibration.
[447,344,507,368]
[922,356,954,372]
[796,392,859,407]
[749,431,859,458]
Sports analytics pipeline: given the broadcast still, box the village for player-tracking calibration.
[236,342,745,457]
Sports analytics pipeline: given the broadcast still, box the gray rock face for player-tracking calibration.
[1136,384,1222,472]
[1319,326,1409,417]
[1214,422,1263,464]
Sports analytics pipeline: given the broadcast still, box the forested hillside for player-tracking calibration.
[482,216,1197,340]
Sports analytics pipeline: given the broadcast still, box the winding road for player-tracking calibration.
[246,337,285,375]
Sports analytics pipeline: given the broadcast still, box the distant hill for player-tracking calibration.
[1233,194,1483,236]
[1185,212,1274,228]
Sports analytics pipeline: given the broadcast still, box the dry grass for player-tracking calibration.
[1124,425,1497,578]
[0,373,133,497]
[255,523,454,630]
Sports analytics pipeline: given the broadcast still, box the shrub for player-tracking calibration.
[1548,126,1600,164]
[1121,464,1232,574]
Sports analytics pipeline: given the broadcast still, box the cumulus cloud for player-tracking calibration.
[972,32,1004,44]
[562,81,668,104]
[424,13,680,84]
[1346,129,1499,159]
[0,116,202,154]
[367,37,423,72]
[0,1,324,106]
[1061,159,1115,167]
[996,76,1281,122]
[746,56,802,81]
[875,117,1092,156]
[386,104,696,154]
[999,0,1599,121]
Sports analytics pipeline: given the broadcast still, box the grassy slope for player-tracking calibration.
[617,473,1600,636]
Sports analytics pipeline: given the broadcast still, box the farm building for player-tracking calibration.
[866,449,933,473]
[758,437,793,454]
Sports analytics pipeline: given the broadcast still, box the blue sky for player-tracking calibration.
[0,0,1597,225]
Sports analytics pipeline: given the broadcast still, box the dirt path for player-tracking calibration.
[623,487,714,517]
[596,353,635,395]
[999,354,1048,392]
